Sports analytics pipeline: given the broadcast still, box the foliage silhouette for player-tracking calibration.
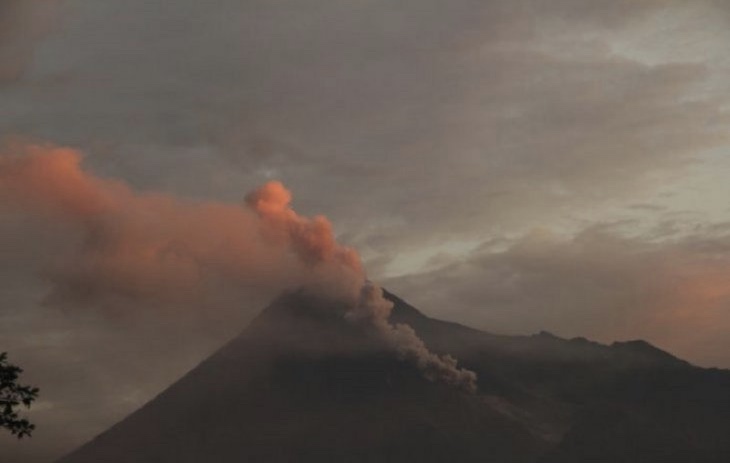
[1,352,39,438]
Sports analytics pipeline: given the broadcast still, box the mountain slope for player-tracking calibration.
[58,291,544,463]
[59,290,730,463]
[386,290,730,462]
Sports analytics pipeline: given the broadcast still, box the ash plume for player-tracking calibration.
[0,144,476,392]
[353,282,478,393]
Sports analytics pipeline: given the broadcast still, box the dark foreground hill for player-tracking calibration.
[59,290,730,463]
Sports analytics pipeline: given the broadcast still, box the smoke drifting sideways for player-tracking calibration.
[0,144,476,393]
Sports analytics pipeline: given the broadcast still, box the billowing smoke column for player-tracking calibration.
[246,181,477,392]
[352,282,477,392]
[0,145,476,392]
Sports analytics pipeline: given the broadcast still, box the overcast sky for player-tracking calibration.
[2,1,730,461]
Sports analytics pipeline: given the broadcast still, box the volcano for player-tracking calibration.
[59,291,730,463]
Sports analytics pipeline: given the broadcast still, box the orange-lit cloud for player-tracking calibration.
[0,144,475,391]
[0,145,296,308]
[246,180,363,274]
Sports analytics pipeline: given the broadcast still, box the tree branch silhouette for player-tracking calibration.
[1,352,39,438]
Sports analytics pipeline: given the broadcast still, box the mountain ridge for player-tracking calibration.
[58,289,730,463]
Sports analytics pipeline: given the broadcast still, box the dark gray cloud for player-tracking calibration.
[0,0,58,85]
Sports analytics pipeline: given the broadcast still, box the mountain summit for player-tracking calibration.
[59,291,730,463]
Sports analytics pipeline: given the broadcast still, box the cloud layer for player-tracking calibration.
[2,0,728,260]
[387,225,730,368]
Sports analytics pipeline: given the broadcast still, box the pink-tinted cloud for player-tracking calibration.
[0,144,475,390]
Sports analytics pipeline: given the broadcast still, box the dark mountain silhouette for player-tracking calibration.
[59,290,730,463]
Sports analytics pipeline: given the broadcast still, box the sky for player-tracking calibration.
[1,1,730,461]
